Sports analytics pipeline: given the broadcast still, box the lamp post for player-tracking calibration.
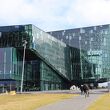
[20,40,27,93]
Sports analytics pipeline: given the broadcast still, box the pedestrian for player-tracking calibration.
[83,84,89,98]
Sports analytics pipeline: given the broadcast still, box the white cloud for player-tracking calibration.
[66,0,110,28]
[0,0,110,31]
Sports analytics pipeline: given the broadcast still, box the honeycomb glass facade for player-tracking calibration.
[49,24,110,82]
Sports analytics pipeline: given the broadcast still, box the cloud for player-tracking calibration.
[66,0,110,28]
[0,0,110,31]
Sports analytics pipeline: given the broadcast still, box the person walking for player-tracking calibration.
[83,84,89,98]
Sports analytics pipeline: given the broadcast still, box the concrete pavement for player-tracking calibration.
[35,89,108,110]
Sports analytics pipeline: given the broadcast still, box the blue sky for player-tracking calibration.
[0,0,110,31]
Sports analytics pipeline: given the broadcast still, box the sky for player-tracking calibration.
[0,0,110,31]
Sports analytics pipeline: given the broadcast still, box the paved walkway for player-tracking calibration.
[36,89,108,110]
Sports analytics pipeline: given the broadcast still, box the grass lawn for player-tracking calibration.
[88,93,110,110]
[0,93,77,110]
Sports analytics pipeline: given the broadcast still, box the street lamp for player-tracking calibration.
[20,40,27,93]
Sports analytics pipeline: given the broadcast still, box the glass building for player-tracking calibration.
[0,24,109,92]
[49,24,110,83]
[0,24,72,92]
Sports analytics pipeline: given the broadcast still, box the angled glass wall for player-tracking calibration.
[31,25,71,80]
